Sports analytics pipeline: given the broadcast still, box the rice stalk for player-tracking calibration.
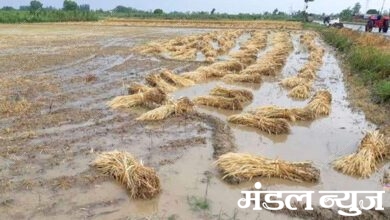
[160,70,195,87]
[136,97,194,121]
[108,88,166,109]
[210,86,253,102]
[281,77,311,89]
[306,90,332,116]
[288,84,311,99]
[194,96,243,110]
[215,153,320,184]
[92,151,161,199]
[127,83,151,95]
[333,131,387,178]
[222,74,262,83]
[145,74,177,92]
[228,113,290,134]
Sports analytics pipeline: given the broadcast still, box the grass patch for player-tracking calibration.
[375,81,390,102]
[187,196,210,211]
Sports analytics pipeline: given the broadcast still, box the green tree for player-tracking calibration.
[352,2,361,15]
[30,0,43,13]
[153,9,164,14]
[63,0,78,11]
[366,9,379,14]
[340,8,353,21]
[2,6,15,10]
[79,4,90,12]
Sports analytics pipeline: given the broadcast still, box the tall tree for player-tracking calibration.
[352,2,361,15]
[30,0,43,13]
[79,4,90,12]
[63,0,78,11]
[340,8,353,21]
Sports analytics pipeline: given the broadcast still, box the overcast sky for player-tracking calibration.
[1,0,389,14]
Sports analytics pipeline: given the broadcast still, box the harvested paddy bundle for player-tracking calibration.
[194,95,243,110]
[222,74,262,83]
[288,83,311,99]
[281,76,311,89]
[252,106,315,122]
[92,151,161,199]
[215,153,320,184]
[160,70,195,87]
[145,74,177,92]
[127,83,151,95]
[297,68,316,80]
[139,43,164,55]
[333,131,387,178]
[108,88,166,109]
[171,48,197,60]
[210,86,253,103]
[181,70,208,82]
[313,90,332,103]
[290,108,316,121]
[228,113,290,134]
[306,90,332,116]
[136,97,194,121]
[209,60,244,72]
[252,106,298,122]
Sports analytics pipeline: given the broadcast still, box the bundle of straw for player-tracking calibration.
[127,83,151,95]
[210,86,253,103]
[160,70,195,87]
[136,97,194,121]
[297,69,316,80]
[194,96,243,110]
[108,88,166,109]
[222,74,262,83]
[215,153,320,184]
[306,90,332,116]
[145,74,177,92]
[228,113,290,134]
[92,151,161,199]
[252,106,298,122]
[333,131,387,178]
[281,77,310,89]
[181,71,207,82]
[288,84,311,99]
[209,60,244,72]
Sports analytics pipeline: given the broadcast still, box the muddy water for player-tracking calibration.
[0,25,388,220]
[171,33,390,217]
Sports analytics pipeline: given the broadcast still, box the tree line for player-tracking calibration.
[0,0,313,23]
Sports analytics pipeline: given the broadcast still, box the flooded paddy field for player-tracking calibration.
[0,23,389,219]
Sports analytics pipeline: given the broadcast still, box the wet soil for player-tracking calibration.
[0,24,389,220]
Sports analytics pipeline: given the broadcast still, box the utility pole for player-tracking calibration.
[303,0,314,22]
[380,0,386,14]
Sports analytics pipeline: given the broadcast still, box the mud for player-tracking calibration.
[0,23,389,220]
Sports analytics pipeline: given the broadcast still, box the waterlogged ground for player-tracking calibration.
[0,24,389,220]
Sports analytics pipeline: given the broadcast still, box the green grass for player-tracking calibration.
[0,10,99,23]
[187,196,210,211]
[375,81,390,101]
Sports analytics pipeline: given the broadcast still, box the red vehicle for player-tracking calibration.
[365,15,389,33]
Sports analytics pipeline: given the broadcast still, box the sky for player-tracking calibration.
[1,0,389,14]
